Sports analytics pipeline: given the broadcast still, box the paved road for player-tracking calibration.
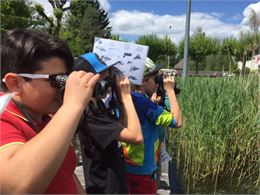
[75,164,170,194]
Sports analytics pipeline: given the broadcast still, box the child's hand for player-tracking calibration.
[163,74,175,92]
[151,93,161,104]
[116,76,131,98]
[63,71,100,109]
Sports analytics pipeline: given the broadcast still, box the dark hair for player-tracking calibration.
[1,28,74,89]
[74,57,96,73]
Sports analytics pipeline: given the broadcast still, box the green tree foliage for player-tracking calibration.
[60,30,85,56]
[111,34,129,42]
[63,0,111,55]
[136,34,177,67]
[221,32,260,75]
[204,54,237,72]
[239,32,259,59]
[237,32,260,75]
[80,2,112,52]
[111,34,121,41]
[221,37,239,57]
[178,28,219,74]
[157,36,178,68]
[34,0,70,38]
[247,8,260,55]
[221,37,240,73]
[1,0,33,33]
[136,34,164,62]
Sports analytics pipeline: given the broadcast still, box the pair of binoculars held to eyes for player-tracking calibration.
[50,74,113,98]
[154,74,181,95]
[49,53,115,98]
[51,73,181,98]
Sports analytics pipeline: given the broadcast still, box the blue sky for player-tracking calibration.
[36,0,260,44]
[109,0,253,21]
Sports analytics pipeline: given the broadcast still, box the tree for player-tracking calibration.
[235,32,259,76]
[136,34,177,67]
[178,28,219,74]
[63,0,112,55]
[220,32,260,76]
[111,34,121,41]
[136,34,163,62]
[34,0,70,38]
[221,37,240,72]
[204,54,236,72]
[158,36,177,68]
[80,1,112,52]
[111,34,129,42]
[247,8,260,55]
[1,0,33,33]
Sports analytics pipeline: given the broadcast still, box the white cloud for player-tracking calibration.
[33,0,258,44]
[227,13,243,22]
[98,0,111,13]
[211,12,224,18]
[241,2,260,26]
[33,0,54,16]
[110,10,245,44]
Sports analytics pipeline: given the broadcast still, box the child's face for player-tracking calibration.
[142,74,158,95]
[15,57,67,120]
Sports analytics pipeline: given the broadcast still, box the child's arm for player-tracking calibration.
[0,72,99,193]
[163,75,182,128]
[116,76,143,144]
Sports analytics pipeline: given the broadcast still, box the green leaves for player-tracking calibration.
[168,74,259,193]
[53,8,63,19]
[1,0,33,33]
[136,34,177,67]
[62,0,111,55]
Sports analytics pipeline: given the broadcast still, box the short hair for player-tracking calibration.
[1,28,74,89]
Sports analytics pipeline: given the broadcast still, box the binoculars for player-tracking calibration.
[154,74,180,95]
[50,74,113,98]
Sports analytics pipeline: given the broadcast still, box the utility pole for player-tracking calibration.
[166,26,172,70]
[183,0,191,77]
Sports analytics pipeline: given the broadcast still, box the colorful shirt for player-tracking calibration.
[122,92,176,175]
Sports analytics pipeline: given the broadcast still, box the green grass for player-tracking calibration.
[168,73,260,194]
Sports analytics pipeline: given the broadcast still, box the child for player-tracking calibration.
[124,58,182,194]
[0,28,99,194]
[74,53,143,194]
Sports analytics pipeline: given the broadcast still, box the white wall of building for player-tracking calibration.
[238,54,260,70]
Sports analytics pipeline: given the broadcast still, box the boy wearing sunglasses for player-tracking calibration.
[0,28,99,193]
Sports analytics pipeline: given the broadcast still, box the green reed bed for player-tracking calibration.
[168,73,259,193]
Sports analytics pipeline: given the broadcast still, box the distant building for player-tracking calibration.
[173,59,223,77]
[238,54,260,71]
[174,59,184,72]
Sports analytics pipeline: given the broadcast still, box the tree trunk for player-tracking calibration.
[195,62,199,75]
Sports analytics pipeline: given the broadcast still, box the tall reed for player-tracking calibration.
[168,73,259,193]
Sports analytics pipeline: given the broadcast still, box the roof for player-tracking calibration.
[174,59,184,70]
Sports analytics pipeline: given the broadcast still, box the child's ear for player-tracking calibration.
[3,73,23,94]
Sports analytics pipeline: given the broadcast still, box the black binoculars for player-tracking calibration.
[49,74,114,98]
[154,74,180,95]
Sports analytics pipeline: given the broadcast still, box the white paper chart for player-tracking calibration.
[93,37,149,85]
